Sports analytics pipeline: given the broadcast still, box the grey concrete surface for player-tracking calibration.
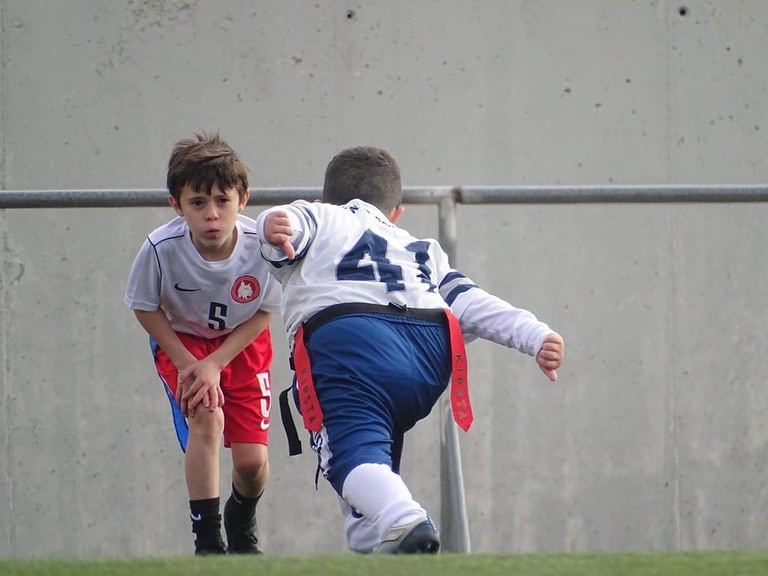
[2,0,768,557]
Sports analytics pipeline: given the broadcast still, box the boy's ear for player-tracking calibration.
[388,205,405,224]
[239,189,250,211]
[168,195,183,215]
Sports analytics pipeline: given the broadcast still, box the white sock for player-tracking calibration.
[341,463,426,540]
[337,495,379,553]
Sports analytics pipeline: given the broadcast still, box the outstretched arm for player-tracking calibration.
[438,270,565,382]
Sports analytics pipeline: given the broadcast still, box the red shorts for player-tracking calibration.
[153,328,273,447]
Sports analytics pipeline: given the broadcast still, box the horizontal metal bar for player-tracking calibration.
[1,185,768,208]
[457,185,768,204]
[0,187,456,209]
[0,188,321,209]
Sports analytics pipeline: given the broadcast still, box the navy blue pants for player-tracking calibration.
[304,313,452,495]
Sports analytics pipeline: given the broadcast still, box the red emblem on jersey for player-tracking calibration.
[231,276,261,303]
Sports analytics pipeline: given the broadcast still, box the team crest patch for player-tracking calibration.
[231,276,261,303]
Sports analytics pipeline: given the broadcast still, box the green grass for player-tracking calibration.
[2,550,768,576]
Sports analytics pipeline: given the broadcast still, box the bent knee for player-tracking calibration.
[187,408,224,443]
[232,444,269,480]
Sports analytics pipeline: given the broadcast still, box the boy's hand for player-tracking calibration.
[536,332,565,382]
[264,211,296,260]
[176,358,225,417]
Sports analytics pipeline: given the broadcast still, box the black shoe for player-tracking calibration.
[224,497,263,554]
[374,517,440,554]
[194,534,227,556]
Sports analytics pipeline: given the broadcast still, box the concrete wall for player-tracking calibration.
[2,0,768,557]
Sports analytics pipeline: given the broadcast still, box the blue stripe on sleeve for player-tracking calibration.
[439,271,466,286]
[283,204,317,262]
[443,283,476,306]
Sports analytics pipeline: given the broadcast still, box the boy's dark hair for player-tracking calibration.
[166,132,249,202]
[322,146,402,213]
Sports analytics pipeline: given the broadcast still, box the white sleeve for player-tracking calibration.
[124,239,161,311]
[256,202,317,264]
[447,283,553,358]
[258,273,284,314]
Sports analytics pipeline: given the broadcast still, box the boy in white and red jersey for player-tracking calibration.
[257,146,565,554]
[125,133,281,555]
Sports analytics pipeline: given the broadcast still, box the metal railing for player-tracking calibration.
[3,184,768,553]
[3,184,768,209]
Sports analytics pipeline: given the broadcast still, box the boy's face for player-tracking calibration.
[169,183,249,260]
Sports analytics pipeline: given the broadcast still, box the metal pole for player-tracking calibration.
[437,189,471,553]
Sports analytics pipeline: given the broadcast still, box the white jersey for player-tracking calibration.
[125,214,282,339]
[256,199,552,356]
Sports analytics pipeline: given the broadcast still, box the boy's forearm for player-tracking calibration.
[451,289,553,357]
[133,309,195,368]
[206,310,273,370]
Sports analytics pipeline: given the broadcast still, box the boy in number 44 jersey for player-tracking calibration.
[257,146,565,554]
[125,133,281,555]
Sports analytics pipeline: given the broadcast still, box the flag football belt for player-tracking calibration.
[279,302,473,456]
